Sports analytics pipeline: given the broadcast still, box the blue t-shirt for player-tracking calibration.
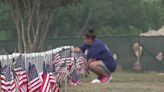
[80,39,116,72]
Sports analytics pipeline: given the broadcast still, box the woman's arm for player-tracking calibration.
[72,47,82,53]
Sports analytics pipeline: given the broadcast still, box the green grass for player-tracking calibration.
[63,71,164,92]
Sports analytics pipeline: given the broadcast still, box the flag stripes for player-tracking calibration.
[13,55,28,92]
[0,47,87,91]
[1,65,16,92]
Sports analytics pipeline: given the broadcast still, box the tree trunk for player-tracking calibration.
[10,0,62,52]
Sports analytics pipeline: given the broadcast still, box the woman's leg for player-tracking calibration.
[88,61,109,77]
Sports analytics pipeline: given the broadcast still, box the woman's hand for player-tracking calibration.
[72,47,81,53]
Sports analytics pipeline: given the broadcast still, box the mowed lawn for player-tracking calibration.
[64,71,164,92]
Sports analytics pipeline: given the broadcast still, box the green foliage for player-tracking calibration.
[0,2,14,40]
[55,0,114,37]
[54,0,164,37]
[0,2,15,31]
[0,31,12,40]
[0,0,164,38]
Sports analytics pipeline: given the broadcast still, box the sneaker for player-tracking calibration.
[91,79,101,84]
[100,76,112,83]
[90,75,102,84]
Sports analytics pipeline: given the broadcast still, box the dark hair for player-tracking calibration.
[84,29,96,40]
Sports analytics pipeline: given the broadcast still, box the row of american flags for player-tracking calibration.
[0,46,87,92]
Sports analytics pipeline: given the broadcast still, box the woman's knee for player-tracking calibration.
[88,62,97,70]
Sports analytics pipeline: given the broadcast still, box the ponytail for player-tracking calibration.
[84,29,96,40]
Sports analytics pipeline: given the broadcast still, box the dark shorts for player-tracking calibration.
[100,59,117,74]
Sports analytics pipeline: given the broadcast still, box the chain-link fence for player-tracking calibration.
[0,36,164,72]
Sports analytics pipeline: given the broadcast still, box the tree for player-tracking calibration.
[9,0,63,52]
[54,0,164,36]
[0,2,14,32]
[1,0,164,42]
[54,0,113,37]
[0,1,15,40]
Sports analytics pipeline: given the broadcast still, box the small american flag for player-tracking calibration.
[60,48,74,74]
[13,55,28,92]
[1,65,16,92]
[40,62,59,92]
[49,72,60,92]
[74,52,87,74]
[47,64,60,92]
[46,63,55,73]
[53,48,73,86]
[69,69,81,86]
[60,49,73,66]
[28,63,42,92]
[0,61,1,74]
[53,48,73,72]
[53,53,63,72]
[55,73,67,86]
[55,61,67,86]
[13,55,24,73]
